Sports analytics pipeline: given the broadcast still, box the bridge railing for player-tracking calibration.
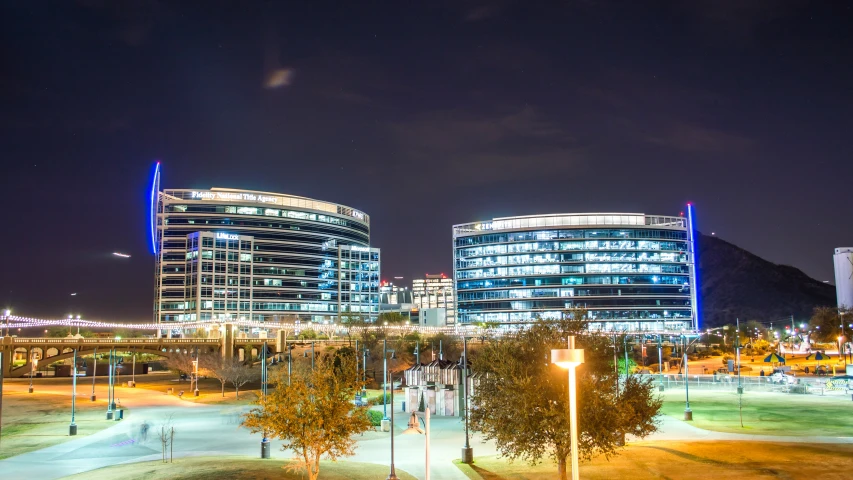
[10,337,222,345]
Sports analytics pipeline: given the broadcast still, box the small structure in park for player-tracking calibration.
[404,359,472,416]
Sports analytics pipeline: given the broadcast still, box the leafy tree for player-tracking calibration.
[424,332,461,361]
[809,306,847,342]
[418,390,426,412]
[378,311,406,325]
[242,354,371,480]
[469,313,661,480]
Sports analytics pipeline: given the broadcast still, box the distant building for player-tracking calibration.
[420,308,446,327]
[412,274,456,325]
[150,166,376,325]
[452,210,699,330]
[379,282,416,323]
[834,248,853,310]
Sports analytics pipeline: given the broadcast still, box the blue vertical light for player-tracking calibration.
[149,162,161,255]
[686,203,701,330]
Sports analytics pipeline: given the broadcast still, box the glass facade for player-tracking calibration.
[154,188,376,324]
[453,213,697,331]
[412,274,456,325]
[336,245,380,319]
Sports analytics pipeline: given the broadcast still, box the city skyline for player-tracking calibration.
[3,2,852,320]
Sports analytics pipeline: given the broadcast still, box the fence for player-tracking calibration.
[631,373,843,396]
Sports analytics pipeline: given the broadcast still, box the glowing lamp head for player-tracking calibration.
[551,348,585,369]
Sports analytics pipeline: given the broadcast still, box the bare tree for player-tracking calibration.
[163,352,195,382]
[199,354,230,397]
[226,358,259,398]
[157,414,175,463]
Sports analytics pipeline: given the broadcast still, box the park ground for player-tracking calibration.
[454,441,853,480]
[62,456,417,480]
[2,371,853,479]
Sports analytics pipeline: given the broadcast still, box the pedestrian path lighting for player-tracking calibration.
[402,409,430,480]
[382,339,397,420]
[551,336,585,480]
[70,349,78,435]
[29,352,39,393]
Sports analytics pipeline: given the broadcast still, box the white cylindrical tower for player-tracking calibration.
[834,248,853,309]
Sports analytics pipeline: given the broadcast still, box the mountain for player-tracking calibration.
[697,233,836,327]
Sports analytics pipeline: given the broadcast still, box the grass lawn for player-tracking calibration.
[0,389,121,460]
[659,389,853,436]
[455,441,853,480]
[60,456,416,480]
[131,373,261,405]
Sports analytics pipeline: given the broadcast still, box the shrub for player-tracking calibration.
[366,409,383,426]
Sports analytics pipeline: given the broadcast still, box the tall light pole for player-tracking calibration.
[70,349,78,435]
[657,334,664,391]
[736,318,743,395]
[4,309,10,337]
[362,347,369,395]
[132,351,137,388]
[106,348,114,420]
[551,335,585,480]
[28,352,38,393]
[386,368,399,480]
[91,347,97,401]
[461,335,472,464]
[682,335,692,421]
[261,341,270,459]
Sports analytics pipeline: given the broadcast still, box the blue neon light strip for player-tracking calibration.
[149,162,161,255]
[687,204,701,330]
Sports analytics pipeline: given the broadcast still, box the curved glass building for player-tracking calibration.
[153,183,379,325]
[453,211,699,331]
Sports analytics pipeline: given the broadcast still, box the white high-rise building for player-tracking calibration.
[834,248,853,310]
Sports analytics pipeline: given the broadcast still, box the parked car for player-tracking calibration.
[769,372,796,385]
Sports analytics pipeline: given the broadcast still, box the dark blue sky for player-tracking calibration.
[2,1,852,320]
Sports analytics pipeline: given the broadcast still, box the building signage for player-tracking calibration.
[191,191,279,205]
[350,246,371,252]
[216,232,239,240]
[188,190,368,224]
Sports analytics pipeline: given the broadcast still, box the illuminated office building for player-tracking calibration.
[150,164,378,325]
[452,210,700,331]
[412,274,456,325]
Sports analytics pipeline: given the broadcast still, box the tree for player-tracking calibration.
[226,358,259,398]
[378,311,406,325]
[163,353,195,381]
[242,354,371,480]
[809,306,847,342]
[199,354,230,397]
[469,313,661,480]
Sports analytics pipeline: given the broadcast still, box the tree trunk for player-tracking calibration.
[221,381,225,397]
[235,386,239,398]
[558,457,567,480]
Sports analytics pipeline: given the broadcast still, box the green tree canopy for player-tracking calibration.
[242,354,371,480]
[469,313,661,480]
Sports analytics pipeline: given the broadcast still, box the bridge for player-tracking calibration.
[0,326,353,378]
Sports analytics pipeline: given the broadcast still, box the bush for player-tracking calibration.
[722,354,734,365]
[366,409,383,426]
[367,395,390,406]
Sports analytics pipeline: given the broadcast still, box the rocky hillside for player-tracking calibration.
[698,233,836,327]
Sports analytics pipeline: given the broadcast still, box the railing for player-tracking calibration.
[631,373,839,394]
[10,337,221,345]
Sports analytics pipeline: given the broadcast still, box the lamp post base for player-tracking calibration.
[106,411,114,420]
[658,384,665,392]
[737,386,743,394]
[194,389,199,397]
[461,446,473,464]
[684,409,693,421]
[261,440,270,458]
[386,472,399,480]
[69,424,77,436]
[28,386,33,393]
[90,395,96,401]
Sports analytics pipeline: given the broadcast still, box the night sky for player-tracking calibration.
[2,1,852,321]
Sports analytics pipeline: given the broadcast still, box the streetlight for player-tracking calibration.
[29,352,38,393]
[70,349,78,435]
[4,309,10,336]
[682,335,692,421]
[402,409,430,480]
[261,341,270,459]
[303,341,315,370]
[378,339,399,480]
[91,347,98,401]
[382,339,397,420]
[551,335,585,480]
[461,335,472,464]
